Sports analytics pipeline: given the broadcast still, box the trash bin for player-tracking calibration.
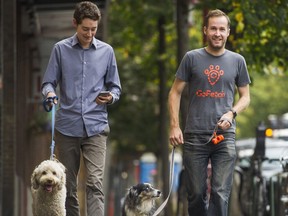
[139,153,157,184]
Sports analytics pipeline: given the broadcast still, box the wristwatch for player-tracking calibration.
[231,109,237,119]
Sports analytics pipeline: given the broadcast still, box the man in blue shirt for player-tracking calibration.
[41,2,121,215]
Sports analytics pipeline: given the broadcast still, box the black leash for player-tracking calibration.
[186,119,230,145]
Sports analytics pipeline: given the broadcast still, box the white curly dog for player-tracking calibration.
[31,159,66,216]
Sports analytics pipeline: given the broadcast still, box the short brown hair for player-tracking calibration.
[73,1,101,24]
[204,9,230,28]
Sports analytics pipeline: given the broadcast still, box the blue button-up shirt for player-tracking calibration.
[42,34,121,137]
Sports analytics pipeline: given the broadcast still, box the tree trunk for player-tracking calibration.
[177,0,190,130]
[176,1,190,215]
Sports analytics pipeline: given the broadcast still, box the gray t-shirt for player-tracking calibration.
[176,48,251,134]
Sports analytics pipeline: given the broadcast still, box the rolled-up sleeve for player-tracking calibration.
[105,49,121,104]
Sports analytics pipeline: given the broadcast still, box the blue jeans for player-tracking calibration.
[55,125,109,216]
[183,133,237,216]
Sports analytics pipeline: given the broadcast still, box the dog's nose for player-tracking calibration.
[157,190,161,196]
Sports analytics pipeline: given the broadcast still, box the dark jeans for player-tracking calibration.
[183,133,237,216]
[55,126,110,216]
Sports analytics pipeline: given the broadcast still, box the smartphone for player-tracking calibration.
[99,91,110,97]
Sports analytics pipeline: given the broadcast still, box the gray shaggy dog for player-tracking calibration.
[122,183,161,216]
[31,159,66,216]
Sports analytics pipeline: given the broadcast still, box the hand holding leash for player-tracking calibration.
[169,126,184,147]
[212,116,232,144]
[211,120,227,145]
[43,96,58,112]
[218,111,233,130]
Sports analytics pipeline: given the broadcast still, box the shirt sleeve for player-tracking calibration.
[105,48,121,104]
[41,83,56,97]
[236,55,251,87]
[41,44,61,97]
[176,52,191,82]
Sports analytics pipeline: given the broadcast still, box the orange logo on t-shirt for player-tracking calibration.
[204,65,224,86]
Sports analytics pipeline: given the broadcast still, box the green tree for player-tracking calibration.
[237,74,288,138]
[195,0,288,74]
[107,1,203,154]
[107,0,177,154]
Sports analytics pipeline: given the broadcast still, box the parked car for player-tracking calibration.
[229,137,288,216]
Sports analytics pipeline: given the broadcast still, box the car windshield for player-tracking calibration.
[236,137,288,160]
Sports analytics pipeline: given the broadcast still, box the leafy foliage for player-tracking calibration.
[107,0,177,153]
[195,0,288,74]
[237,73,288,137]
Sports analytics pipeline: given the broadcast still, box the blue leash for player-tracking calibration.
[50,104,56,160]
[42,96,58,160]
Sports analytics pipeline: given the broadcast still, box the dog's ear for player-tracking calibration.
[57,172,66,191]
[31,169,39,190]
[54,159,66,173]
[59,162,66,190]
[129,186,139,198]
[57,181,63,190]
[59,163,66,173]
[57,163,66,191]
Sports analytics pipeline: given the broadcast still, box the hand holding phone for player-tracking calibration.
[98,91,110,97]
[96,91,112,105]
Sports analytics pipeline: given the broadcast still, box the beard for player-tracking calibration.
[207,37,226,51]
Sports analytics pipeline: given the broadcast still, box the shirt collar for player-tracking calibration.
[72,33,97,49]
[91,37,97,49]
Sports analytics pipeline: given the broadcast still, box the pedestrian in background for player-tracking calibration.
[41,1,121,215]
[168,9,250,216]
